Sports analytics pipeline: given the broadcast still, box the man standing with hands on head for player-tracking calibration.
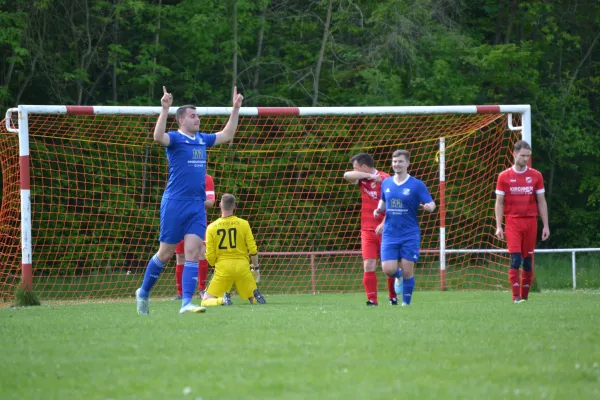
[343,153,397,306]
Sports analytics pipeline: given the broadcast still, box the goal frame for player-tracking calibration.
[5,104,530,292]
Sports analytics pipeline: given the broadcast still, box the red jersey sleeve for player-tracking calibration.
[205,174,215,202]
[533,170,545,194]
[495,171,508,196]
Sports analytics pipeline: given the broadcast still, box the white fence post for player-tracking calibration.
[572,251,577,290]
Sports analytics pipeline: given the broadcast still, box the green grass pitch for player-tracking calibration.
[1,291,599,399]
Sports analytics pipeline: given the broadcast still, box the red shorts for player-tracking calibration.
[505,217,537,258]
[361,230,382,260]
[175,239,206,254]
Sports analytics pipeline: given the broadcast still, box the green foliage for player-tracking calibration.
[0,0,598,251]
[13,285,41,307]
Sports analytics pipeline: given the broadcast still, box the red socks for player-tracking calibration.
[363,273,399,304]
[387,276,396,299]
[175,264,184,295]
[521,270,533,300]
[363,272,378,304]
[198,259,209,291]
[509,269,520,300]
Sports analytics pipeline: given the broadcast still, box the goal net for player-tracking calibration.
[0,105,525,300]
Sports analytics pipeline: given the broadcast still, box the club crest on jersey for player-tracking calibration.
[193,148,204,159]
[403,188,411,195]
[526,177,532,184]
[391,198,403,208]
[370,182,376,189]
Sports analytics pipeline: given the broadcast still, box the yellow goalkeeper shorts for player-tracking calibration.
[206,259,257,300]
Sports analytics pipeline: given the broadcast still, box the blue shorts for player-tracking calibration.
[381,236,421,263]
[159,198,207,244]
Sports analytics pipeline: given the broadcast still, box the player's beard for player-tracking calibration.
[516,160,528,169]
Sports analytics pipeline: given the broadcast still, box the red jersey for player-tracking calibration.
[205,174,215,204]
[495,167,545,218]
[357,170,390,230]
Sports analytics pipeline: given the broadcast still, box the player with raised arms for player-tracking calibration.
[135,86,243,315]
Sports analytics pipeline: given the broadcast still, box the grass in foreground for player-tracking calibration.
[1,291,599,400]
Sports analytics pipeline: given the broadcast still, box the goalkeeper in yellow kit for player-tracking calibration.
[201,193,267,306]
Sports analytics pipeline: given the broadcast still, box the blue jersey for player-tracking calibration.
[163,130,216,201]
[380,175,433,242]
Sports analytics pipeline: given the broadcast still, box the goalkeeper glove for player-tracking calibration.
[250,264,260,283]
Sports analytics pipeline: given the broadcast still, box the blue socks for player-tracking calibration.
[402,277,415,305]
[393,268,403,279]
[181,260,199,307]
[139,254,166,298]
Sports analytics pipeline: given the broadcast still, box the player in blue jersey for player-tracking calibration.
[373,150,436,306]
[136,86,243,315]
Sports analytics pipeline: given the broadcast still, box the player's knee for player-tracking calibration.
[184,249,202,261]
[510,253,522,269]
[363,259,377,272]
[522,257,533,271]
[400,260,415,277]
[381,264,396,277]
[154,253,170,266]
[157,243,176,261]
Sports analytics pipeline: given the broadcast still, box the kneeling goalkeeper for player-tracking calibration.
[201,193,266,306]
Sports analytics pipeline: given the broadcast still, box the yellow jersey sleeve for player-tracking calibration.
[243,219,258,255]
[205,222,218,266]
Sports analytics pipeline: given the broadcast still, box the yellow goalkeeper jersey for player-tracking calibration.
[205,215,258,266]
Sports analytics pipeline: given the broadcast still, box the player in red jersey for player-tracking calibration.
[172,174,216,300]
[344,153,398,306]
[495,140,550,303]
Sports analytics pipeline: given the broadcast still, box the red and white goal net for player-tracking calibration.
[0,105,527,300]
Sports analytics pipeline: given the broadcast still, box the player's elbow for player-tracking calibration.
[215,130,234,145]
[153,133,168,146]
[205,200,215,208]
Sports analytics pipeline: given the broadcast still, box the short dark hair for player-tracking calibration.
[176,105,196,125]
[221,193,236,211]
[392,149,410,162]
[350,153,374,168]
[514,140,531,152]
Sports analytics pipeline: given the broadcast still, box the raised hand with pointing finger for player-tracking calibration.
[161,86,173,109]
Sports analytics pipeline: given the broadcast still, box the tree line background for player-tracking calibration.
[1,0,599,248]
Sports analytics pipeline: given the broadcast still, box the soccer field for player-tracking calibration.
[1,291,599,400]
